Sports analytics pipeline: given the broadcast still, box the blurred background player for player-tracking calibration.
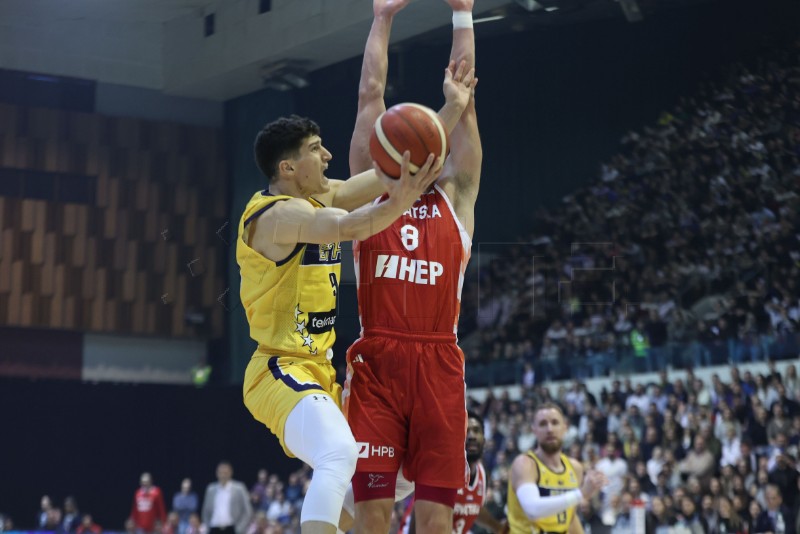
[507,404,607,534]
[343,0,482,532]
[238,111,442,534]
[405,411,508,534]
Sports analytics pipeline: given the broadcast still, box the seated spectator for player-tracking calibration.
[76,515,101,534]
[674,496,708,534]
[678,435,716,481]
[249,470,269,511]
[646,496,674,534]
[715,496,744,534]
[161,512,180,534]
[753,485,796,534]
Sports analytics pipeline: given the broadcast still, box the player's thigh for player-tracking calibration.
[344,339,410,473]
[406,346,467,488]
[243,355,339,455]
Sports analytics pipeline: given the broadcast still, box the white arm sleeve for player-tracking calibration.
[515,484,582,520]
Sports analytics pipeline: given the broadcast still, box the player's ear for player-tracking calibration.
[279,159,295,176]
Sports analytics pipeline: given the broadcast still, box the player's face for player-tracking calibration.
[533,408,565,455]
[465,417,485,463]
[291,135,332,195]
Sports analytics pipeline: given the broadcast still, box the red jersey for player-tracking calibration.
[453,462,486,534]
[354,185,471,336]
[130,487,166,532]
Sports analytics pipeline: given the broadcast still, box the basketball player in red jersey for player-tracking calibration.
[404,412,508,534]
[343,0,482,532]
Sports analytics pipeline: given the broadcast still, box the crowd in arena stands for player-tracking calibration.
[461,37,800,384]
[7,362,799,534]
[468,363,800,534]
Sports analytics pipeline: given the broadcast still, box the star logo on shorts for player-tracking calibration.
[294,320,306,333]
[301,334,314,348]
[294,305,302,320]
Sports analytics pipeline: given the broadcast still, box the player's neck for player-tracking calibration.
[268,181,308,200]
[468,461,478,484]
[535,448,563,471]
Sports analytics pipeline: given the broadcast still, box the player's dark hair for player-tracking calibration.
[467,410,482,423]
[254,115,320,182]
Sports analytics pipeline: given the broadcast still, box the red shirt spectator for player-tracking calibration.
[131,473,166,533]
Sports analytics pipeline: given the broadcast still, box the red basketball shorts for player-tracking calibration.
[343,327,468,490]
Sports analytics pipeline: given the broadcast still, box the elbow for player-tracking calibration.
[358,79,385,103]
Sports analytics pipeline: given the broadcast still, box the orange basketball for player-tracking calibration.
[369,103,448,179]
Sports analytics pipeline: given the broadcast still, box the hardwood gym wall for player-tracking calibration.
[0,103,227,339]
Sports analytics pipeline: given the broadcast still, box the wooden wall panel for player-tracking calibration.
[0,105,227,339]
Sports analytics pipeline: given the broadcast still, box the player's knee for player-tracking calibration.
[355,502,393,531]
[313,430,358,481]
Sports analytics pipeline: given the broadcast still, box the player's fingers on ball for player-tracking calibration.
[398,152,413,177]
[419,153,435,172]
[372,160,390,180]
[416,154,435,181]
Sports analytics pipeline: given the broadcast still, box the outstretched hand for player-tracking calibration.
[374,0,410,18]
[443,59,478,110]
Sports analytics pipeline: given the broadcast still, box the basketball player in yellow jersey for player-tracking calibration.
[238,114,443,534]
[507,403,607,534]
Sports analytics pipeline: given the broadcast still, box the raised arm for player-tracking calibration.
[251,153,441,260]
[349,0,410,175]
[439,0,482,238]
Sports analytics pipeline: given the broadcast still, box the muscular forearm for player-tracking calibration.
[450,26,475,69]
[438,101,467,134]
[330,170,385,211]
[339,196,408,241]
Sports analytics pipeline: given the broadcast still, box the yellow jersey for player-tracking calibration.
[237,191,341,357]
[507,452,580,534]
